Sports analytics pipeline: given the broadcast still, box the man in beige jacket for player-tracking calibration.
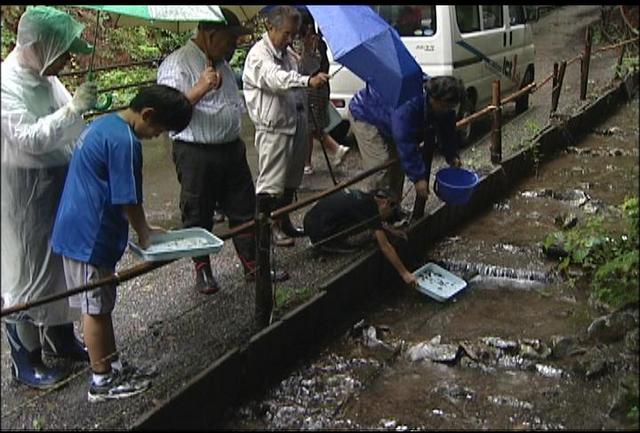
[243,5,329,247]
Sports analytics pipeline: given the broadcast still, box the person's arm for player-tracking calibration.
[1,83,94,156]
[374,229,417,286]
[245,47,327,92]
[435,110,462,167]
[391,96,429,198]
[157,56,221,106]
[122,204,165,250]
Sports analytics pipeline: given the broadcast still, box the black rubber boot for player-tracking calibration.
[276,188,305,238]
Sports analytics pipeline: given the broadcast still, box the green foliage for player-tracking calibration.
[1,22,16,59]
[545,197,639,309]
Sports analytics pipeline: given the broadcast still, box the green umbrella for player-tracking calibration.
[73,5,227,32]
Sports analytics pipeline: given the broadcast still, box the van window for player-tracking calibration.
[456,6,481,33]
[508,5,526,25]
[373,5,437,37]
[481,5,504,29]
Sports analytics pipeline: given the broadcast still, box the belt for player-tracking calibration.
[174,139,238,147]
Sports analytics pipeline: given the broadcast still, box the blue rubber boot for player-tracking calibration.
[5,322,69,389]
[41,323,89,362]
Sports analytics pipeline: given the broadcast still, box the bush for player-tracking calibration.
[544,197,639,309]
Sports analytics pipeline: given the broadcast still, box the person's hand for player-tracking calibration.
[308,72,329,88]
[402,272,418,287]
[196,60,222,92]
[414,179,430,200]
[451,157,462,168]
[69,81,98,114]
[139,225,167,250]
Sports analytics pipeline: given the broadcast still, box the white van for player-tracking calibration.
[327,5,536,143]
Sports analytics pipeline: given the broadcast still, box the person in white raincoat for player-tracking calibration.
[1,6,97,389]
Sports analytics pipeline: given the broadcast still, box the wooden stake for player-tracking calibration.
[580,26,593,100]
[552,60,567,113]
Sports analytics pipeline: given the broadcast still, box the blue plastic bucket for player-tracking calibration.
[434,167,479,205]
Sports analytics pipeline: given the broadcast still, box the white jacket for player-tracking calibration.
[242,32,310,135]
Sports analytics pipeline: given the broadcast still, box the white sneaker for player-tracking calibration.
[332,145,350,166]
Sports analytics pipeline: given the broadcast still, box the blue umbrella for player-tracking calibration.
[307,5,423,108]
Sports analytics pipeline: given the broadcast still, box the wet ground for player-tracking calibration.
[1,5,637,430]
[223,95,639,430]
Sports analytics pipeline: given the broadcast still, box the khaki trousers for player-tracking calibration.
[348,109,404,199]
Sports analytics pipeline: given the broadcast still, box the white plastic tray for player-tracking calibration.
[413,262,467,302]
[129,228,224,262]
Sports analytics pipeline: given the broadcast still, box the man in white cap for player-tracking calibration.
[1,5,97,389]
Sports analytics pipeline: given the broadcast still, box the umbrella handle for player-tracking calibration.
[86,69,113,111]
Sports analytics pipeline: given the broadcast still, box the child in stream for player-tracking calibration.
[51,85,193,402]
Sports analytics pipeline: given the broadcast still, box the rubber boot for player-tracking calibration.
[5,322,69,389]
[277,188,305,238]
[41,323,89,362]
[193,256,220,295]
[234,232,290,283]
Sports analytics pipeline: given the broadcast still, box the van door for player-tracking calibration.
[452,5,508,106]
[507,4,535,88]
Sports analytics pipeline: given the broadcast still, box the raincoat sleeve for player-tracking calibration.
[391,97,426,183]
[1,84,81,156]
[244,49,309,93]
[434,110,461,165]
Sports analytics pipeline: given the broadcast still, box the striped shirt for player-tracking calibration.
[157,39,244,144]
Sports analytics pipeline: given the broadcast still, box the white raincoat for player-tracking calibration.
[1,8,88,325]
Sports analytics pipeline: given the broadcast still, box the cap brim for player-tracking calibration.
[68,37,94,55]
[228,25,251,36]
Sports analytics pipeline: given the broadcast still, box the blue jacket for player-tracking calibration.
[349,83,461,183]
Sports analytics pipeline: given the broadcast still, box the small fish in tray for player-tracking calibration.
[413,262,468,302]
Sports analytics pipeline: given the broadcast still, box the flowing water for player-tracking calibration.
[222,98,639,430]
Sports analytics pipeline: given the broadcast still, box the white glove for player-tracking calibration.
[69,81,98,115]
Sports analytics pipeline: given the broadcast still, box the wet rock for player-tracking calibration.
[438,384,475,403]
[488,394,534,410]
[566,146,592,155]
[623,327,639,354]
[554,212,578,229]
[608,374,640,421]
[592,126,622,136]
[534,363,565,378]
[587,311,638,343]
[552,189,590,207]
[542,242,570,260]
[406,335,462,363]
[521,188,554,198]
[481,336,519,351]
[519,339,552,360]
[608,148,625,156]
[380,418,397,429]
[549,335,580,359]
[571,347,608,378]
[498,354,533,370]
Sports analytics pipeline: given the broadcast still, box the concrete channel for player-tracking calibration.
[131,71,639,430]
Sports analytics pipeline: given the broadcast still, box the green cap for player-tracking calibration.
[24,6,93,55]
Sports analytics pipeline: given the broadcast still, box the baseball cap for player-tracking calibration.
[200,7,250,36]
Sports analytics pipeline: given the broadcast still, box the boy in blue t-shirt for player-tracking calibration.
[52,84,192,402]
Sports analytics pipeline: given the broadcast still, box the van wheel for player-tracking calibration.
[515,68,534,114]
[458,95,475,145]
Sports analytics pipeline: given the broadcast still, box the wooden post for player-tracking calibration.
[255,197,273,327]
[490,80,502,164]
[580,26,593,100]
[551,60,567,113]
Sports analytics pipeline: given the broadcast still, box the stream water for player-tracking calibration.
[222,98,639,430]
